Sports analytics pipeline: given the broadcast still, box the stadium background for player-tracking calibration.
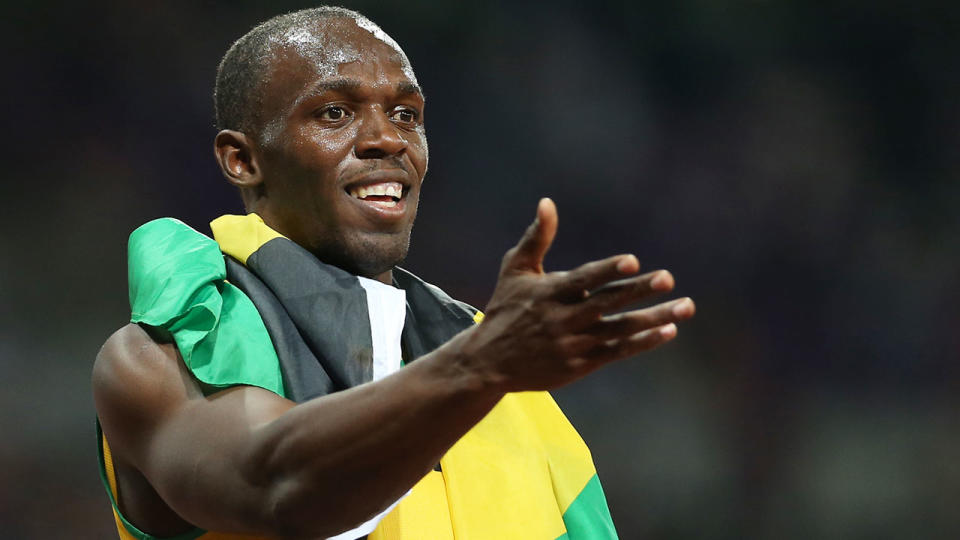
[2,1,958,538]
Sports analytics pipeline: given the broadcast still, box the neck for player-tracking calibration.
[372,268,394,286]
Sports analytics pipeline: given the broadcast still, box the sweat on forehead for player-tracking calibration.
[267,17,413,80]
[213,6,414,136]
[269,22,363,82]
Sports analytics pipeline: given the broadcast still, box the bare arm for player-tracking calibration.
[94,325,499,537]
[93,199,694,537]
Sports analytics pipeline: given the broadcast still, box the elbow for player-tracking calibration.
[240,443,349,537]
[242,417,397,536]
[264,478,383,538]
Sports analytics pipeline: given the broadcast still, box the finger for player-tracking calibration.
[565,270,675,326]
[550,254,641,301]
[586,323,679,364]
[501,198,558,274]
[587,298,695,340]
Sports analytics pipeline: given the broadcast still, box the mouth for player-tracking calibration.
[345,181,404,208]
[341,169,413,223]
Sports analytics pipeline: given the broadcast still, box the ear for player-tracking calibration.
[214,130,263,188]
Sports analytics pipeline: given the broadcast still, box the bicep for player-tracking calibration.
[93,324,294,533]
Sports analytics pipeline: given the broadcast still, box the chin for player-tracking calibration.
[324,231,411,279]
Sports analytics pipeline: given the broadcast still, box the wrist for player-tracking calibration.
[420,326,506,404]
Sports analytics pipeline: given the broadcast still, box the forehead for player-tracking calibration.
[265,17,417,97]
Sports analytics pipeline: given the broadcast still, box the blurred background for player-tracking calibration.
[2,1,958,538]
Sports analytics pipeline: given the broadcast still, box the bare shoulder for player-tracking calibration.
[92,323,202,463]
[92,323,297,534]
[95,323,171,376]
[93,324,199,407]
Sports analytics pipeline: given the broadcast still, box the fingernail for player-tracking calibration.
[616,255,639,274]
[659,323,677,338]
[651,271,673,290]
[672,298,692,317]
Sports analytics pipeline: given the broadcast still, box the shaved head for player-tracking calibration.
[214,6,415,141]
[211,7,428,280]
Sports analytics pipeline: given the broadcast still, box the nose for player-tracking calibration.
[354,108,407,159]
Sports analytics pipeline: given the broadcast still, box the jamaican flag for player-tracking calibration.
[98,214,619,540]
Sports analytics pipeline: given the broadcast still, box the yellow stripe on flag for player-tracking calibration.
[439,392,592,539]
[372,471,454,539]
[513,392,598,514]
[210,214,285,265]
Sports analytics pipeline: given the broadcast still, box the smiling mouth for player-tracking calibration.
[346,181,404,208]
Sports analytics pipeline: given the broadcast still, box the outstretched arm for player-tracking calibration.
[93,198,694,538]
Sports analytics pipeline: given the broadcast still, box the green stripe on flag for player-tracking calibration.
[128,218,285,397]
[557,474,618,539]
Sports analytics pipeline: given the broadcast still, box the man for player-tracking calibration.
[93,7,695,539]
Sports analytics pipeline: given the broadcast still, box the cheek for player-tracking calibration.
[280,128,357,186]
[265,135,351,211]
[408,129,429,174]
[300,123,356,159]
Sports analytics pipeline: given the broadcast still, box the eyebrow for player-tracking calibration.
[295,78,425,107]
[298,78,362,101]
[396,81,426,101]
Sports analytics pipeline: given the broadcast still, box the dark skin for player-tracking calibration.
[217,20,427,282]
[93,17,696,539]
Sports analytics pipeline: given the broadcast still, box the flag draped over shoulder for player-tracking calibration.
[98,214,619,540]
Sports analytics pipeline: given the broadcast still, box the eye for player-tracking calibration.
[317,106,350,122]
[390,107,420,125]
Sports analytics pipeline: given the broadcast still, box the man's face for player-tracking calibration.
[252,17,427,280]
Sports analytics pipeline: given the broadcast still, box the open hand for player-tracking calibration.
[461,198,695,392]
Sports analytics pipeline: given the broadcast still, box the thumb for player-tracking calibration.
[502,198,558,274]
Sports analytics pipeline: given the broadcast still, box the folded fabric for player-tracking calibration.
[97,215,618,540]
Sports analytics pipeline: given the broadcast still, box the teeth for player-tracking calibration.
[349,182,403,199]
